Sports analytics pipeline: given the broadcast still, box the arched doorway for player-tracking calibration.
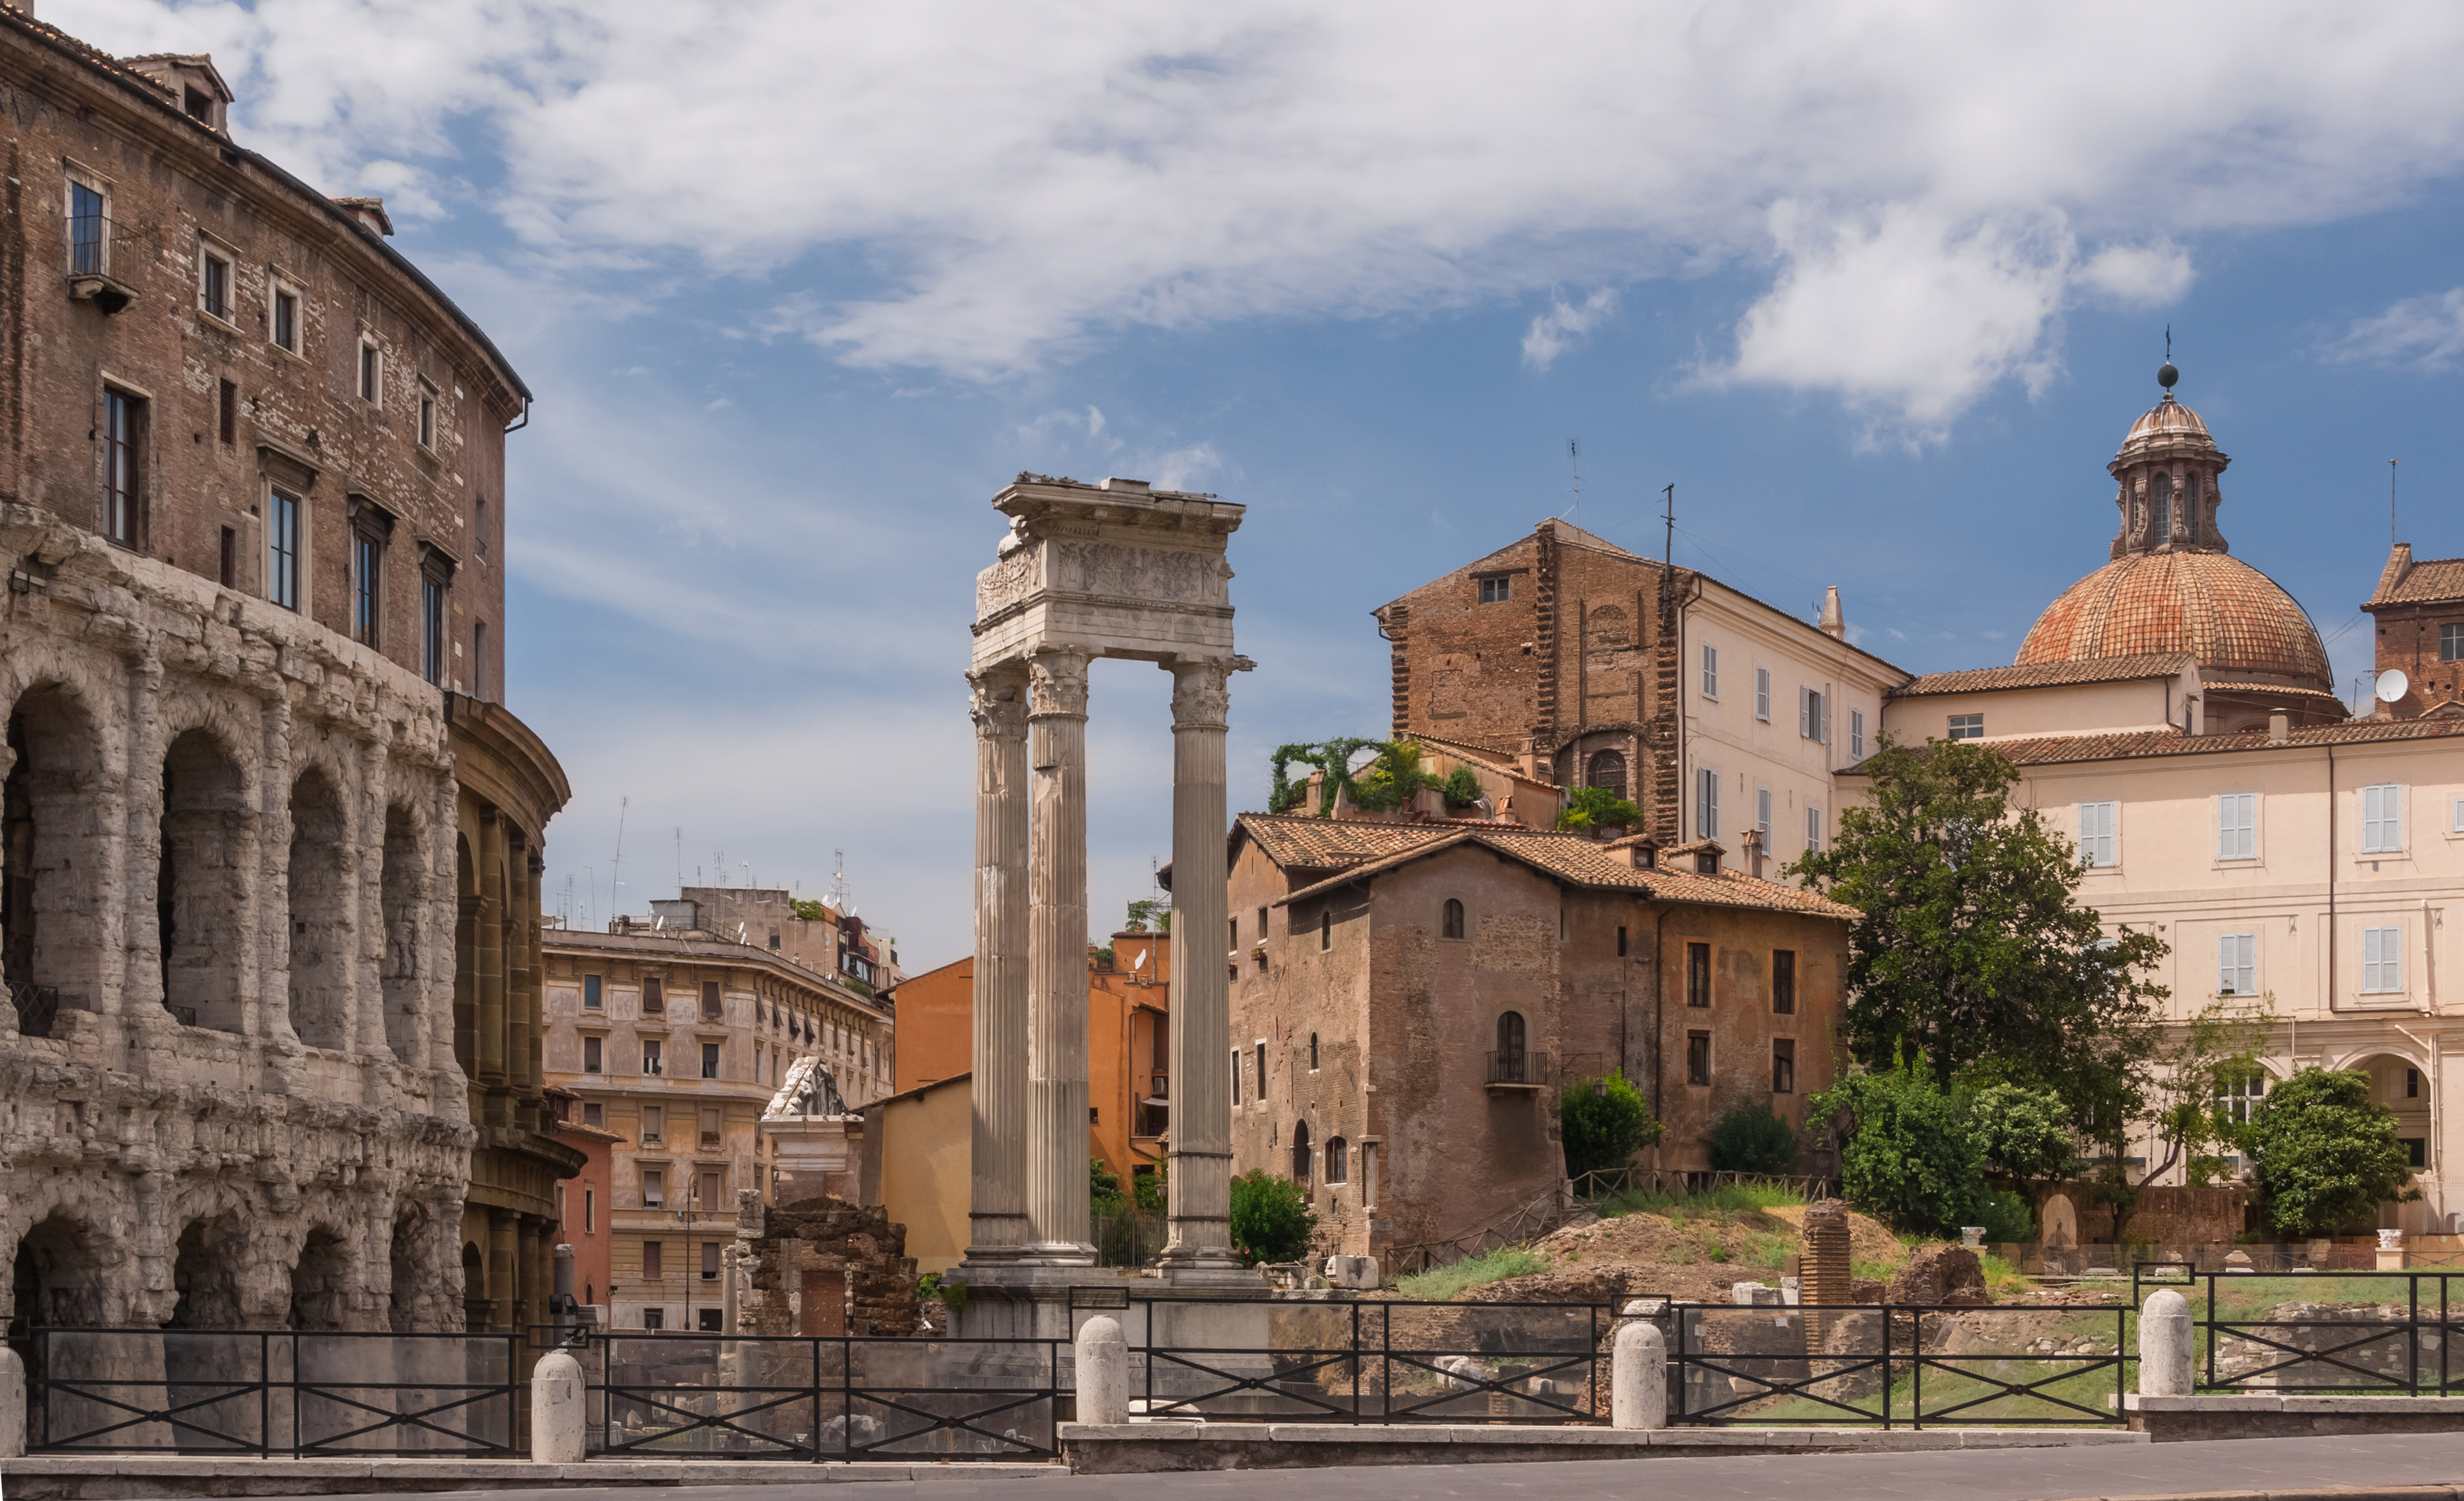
[1290,1119,1312,1186]
[165,1218,244,1330]
[287,768,350,1051]
[2352,1053,2434,1230]
[160,730,248,1033]
[380,805,423,1063]
[289,1227,351,1332]
[4,683,105,1030]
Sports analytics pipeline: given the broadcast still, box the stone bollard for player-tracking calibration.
[2138,1288,2193,1397]
[1610,1321,1667,1431]
[531,1349,586,1464]
[1075,1314,1130,1427]
[0,1345,23,1458]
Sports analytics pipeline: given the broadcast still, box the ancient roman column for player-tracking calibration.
[1159,658,1241,1267]
[1022,649,1095,1263]
[965,665,1031,1261]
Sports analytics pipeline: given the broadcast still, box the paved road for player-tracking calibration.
[282,1433,2464,1501]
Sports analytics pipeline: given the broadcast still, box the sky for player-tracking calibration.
[48,0,2464,970]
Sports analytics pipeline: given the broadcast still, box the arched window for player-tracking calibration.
[1442,898,1465,940]
[1309,1033,1320,1070]
[1291,1119,1313,1184]
[1586,749,1628,800]
[1320,911,1331,951]
[2152,473,2173,545]
[1495,1011,1528,1082]
[1325,1137,1349,1184]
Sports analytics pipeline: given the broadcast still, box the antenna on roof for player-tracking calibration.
[675,826,683,887]
[2390,457,2399,548]
[1561,439,1582,525]
[610,796,629,908]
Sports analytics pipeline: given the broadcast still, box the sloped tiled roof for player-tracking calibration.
[1246,817,1857,920]
[1888,653,2193,698]
[1235,813,1477,871]
[2369,551,2464,608]
[2017,551,2333,694]
[1408,733,1530,773]
[1837,714,2464,771]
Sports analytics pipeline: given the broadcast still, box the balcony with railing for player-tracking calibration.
[1484,1050,1551,1094]
[64,212,140,313]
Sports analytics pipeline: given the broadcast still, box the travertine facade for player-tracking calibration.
[0,5,567,1334]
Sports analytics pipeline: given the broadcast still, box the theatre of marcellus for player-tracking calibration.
[0,2,576,1345]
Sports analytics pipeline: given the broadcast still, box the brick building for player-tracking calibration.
[1373,520,1907,870]
[2365,544,2464,720]
[0,2,573,1341]
[1214,813,1854,1261]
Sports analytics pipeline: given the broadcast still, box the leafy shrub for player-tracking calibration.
[1229,1171,1318,1266]
[1557,785,1642,831]
[1392,1247,1545,1300]
[1708,1102,1798,1175]
[1560,1073,1663,1178]
[1977,1188,2035,1244]
[1089,1156,1125,1213]
[1967,1082,2075,1195]
[1440,767,1483,808]
[2248,1067,2423,1236]
[1808,1055,1989,1236]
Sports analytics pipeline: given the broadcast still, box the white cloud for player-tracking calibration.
[2325,288,2464,371]
[1522,289,1620,371]
[50,0,2464,429]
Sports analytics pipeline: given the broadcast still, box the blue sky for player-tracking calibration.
[53,0,2464,968]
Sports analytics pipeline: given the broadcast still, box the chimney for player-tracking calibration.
[2,1,31,18]
[1741,827,1766,880]
[1818,586,1846,640]
[2269,708,2289,745]
[333,196,393,238]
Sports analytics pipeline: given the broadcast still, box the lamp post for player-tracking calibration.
[674,1186,705,1334]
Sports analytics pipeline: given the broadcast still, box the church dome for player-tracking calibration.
[2018,546,2334,695]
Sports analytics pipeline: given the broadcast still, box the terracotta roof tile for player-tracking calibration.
[1836,714,2464,771]
[1889,654,2193,698]
[2017,551,2332,695]
[1234,813,1478,871]
[2369,552,2464,607]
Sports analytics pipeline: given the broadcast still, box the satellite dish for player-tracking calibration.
[2377,669,2410,704]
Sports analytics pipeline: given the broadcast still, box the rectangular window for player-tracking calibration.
[417,381,437,450]
[2077,802,2116,868]
[582,1036,603,1073]
[1772,1038,1796,1094]
[358,339,381,403]
[699,1168,721,1209]
[701,1041,720,1080]
[2217,793,2256,860]
[219,526,236,587]
[1773,950,1796,1014]
[1851,708,1866,760]
[1686,1032,1711,1087]
[421,572,446,684]
[271,284,299,353]
[701,979,722,1018]
[642,1308,664,1331]
[1755,786,1772,834]
[642,1105,662,1143]
[1805,805,1822,854]
[2443,623,2463,662]
[582,1101,603,1128]
[1701,644,1718,699]
[583,1186,595,1235]
[266,487,301,611]
[1800,687,1829,743]
[101,388,141,546]
[583,974,603,1009]
[642,1039,663,1075]
[2218,933,2255,997]
[2407,1068,2421,1099]
[1616,925,1628,958]
[218,378,237,445]
[1695,767,1718,842]
[2363,784,2403,853]
[1478,574,1510,604]
[2406,1137,2428,1170]
[643,977,665,1014]
[701,1242,721,1281]
[2454,796,2464,833]
[641,1239,662,1278]
[1255,1042,1267,1100]
[68,180,106,275]
[1948,714,1984,740]
[1230,1048,1241,1106]
[1325,1139,1348,1184]
[1686,941,1711,1008]
[351,523,382,648]
[2364,926,2404,994]
[471,621,487,699]
[199,244,231,320]
[1755,667,1771,721]
[1228,915,1238,951]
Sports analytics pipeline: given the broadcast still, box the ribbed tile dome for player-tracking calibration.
[2018,550,2334,696]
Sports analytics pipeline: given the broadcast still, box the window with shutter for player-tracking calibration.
[2077,803,2116,867]
[1696,768,1718,841]
[1797,684,1808,735]
[1805,805,1822,853]
[1756,668,1771,721]
[1756,787,1772,834]
[2217,793,2256,860]
[1850,709,1866,760]
[2363,785,2403,852]
[2454,796,2464,834]
[2218,934,2255,996]
[1701,645,1718,699]
[2363,926,2404,993]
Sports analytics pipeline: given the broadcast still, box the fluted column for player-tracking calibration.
[1159,658,1242,1268]
[965,665,1031,1261]
[1022,649,1094,1264]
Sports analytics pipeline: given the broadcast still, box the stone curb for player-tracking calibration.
[0,1456,1064,1495]
[2080,1491,2464,1501]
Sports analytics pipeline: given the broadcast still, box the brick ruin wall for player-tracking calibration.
[732,1196,919,1338]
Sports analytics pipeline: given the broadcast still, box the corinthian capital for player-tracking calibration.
[1026,650,1092,718]
[968,666,1029,741]
[1166,659,1234,730]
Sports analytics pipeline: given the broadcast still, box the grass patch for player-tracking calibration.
[1392,1247,1546,1300]
[1750,1231,1795,1268]
[1591,1182,1810,1220]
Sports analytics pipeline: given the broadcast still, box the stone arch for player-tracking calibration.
[160,727,250,1034]
[380,802,424,1063]
[4,678,109,1027]
[1586,748,1628,799]
[10,1208,122,1328]
[386,1201,446,1334]
[165,1214,248,1330]
[288,1224,353,1332]
[287,765,352,1051]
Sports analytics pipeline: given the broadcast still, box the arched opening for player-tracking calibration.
[381,805,423,1063]
[6,685,107,1032]
[461,1242,485,1329]
[1495,1010,1528,1083]
[388,1208,427,1333]
[289,1227,351,1332]
[1586,749,1628,800]
[1308,1032,1319,1071]
[2152,473,2173,545]
[12,1211,114,1329]
[160,730,248,1033]
[453,836,477,1075]
[288,768,351,1050]
[2357,1053,2433,1227]
[1290,1119,1312,1186]
[1441,898,1465,940]
[165,1217,244,1329]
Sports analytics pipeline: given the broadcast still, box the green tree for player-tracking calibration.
[2246,1068,2422,1237]
[1090,1157,1125,1213]
[1707,1102,1798,1175]
[2139,997,2279,1190]
[1123,898,1170,934]
[1966,1081,2075,1203]
[1132,1162,1168,1215]
[1785,734,2169,1150]
[1557,785,1642,832]
[1560,1072,1664,1180]
[1807,1055,1990,1236]
[1440,767,1484,809]
[1229,1171,1318,1266]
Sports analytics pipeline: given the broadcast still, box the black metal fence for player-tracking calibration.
[2135,1262,2464,1395]
[23,1328,521,1456]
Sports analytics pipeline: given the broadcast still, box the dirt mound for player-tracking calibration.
[1759,1204,1906,1267]
[1884,1244,1988,1306]
[1485,1199,1914,1307]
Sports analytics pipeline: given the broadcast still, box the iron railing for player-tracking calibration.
[2135,1263,2464,1395]
[1484,1050,1550,1087]
[24,1328,520,1455]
